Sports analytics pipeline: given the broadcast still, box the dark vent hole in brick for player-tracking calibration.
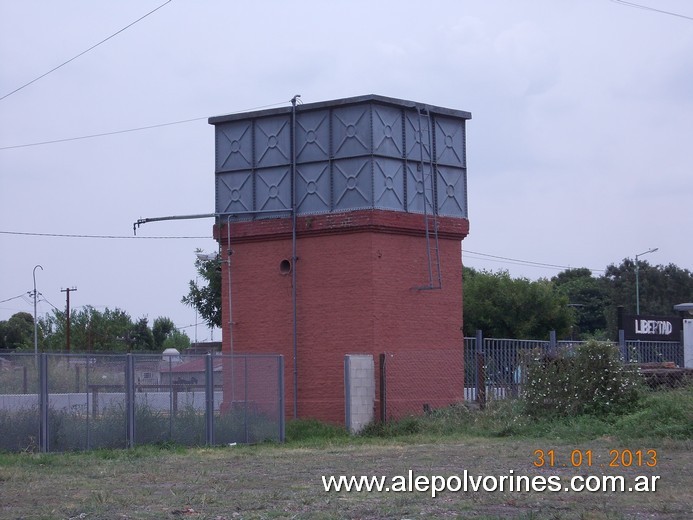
[279,259,292,275]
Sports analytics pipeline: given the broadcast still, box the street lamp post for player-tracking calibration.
[32,265,43,356]
[635,248,658,315]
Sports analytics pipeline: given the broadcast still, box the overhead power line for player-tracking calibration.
[0,116,206,150]
[609,0,693,21]
[0,293,30,305]
[39,296,60,312]
[464,249,604,273]
[0,0,173,101]
[2,231,604,273]
[0,100,291,151]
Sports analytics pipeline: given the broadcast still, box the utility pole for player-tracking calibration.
[635,248,658,315]
[61,287,77,352]
[32,265,43,357]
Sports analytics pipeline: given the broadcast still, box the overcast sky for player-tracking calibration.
[1,0,692,339]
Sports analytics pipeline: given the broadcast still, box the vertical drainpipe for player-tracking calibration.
[291,95,300,419]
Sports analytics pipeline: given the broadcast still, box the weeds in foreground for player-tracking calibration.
[291,384,692,446]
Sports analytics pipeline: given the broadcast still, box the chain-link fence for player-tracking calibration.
[380,349,464,422]
[0,352,284,453]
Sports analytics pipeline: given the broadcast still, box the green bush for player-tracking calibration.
[524,340,641,419]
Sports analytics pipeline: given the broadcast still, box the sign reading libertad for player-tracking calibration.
[623,314,682,342]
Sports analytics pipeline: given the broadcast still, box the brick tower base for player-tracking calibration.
[215,210,469,424]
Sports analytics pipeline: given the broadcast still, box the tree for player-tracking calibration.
[39,306,170,352]
[41,306,132,351]
[462,267,574,339]
[552,268,610,339]
[152,316,191,350]
[127,317,155,351]
[39,307,173,352]
[182,250,222,329]
[0,312,35,350]
[601,260,693,335]
[163,329,191,351]
[152,316,176,350]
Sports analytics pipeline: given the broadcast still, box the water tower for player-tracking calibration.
[209,95,471,423]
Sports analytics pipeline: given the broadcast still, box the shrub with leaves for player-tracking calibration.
[524,340,641,419]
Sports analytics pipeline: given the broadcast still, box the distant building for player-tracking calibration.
[159,356,223,386]
[185,342,222,356]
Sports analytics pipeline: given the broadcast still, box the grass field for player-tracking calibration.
[1,436,691,519]
[1,388,691,520]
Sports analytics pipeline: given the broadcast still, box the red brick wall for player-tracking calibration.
[217,210,468,424]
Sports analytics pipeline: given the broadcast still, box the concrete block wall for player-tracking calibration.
[344,354,375,433]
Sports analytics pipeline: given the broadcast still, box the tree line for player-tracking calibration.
[463,260,693,339]
[0,307,190,352]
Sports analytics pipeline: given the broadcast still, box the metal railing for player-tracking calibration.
[0,352,284,453]
[463,333,684,405]
[622,340,683,366]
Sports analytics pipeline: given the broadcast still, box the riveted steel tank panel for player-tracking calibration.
[373,158,405,211]
[435,116,466,167]
[255,166,292,213]
[436,165,467,217]
[406,163,433,214]
[296,162,331,214]
[254,116,291,169]
[333,158,373,211]
[372,105,403,159]
[216,120,253,172]
[332,105,372,159]
[296,109,330,163]
[216,171,253,214]
[404,110,432,163]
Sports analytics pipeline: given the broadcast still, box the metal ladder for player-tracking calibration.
[417,106,442,290]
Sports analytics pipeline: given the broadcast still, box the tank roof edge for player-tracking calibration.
[208,94,472,125]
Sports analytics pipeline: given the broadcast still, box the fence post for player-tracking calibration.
[475,330,485,409]
[125,354,135,449]
[244,358,249,443]
[91,386,99,416]
[344,356,352,431]
[619,329,627,360]
[278,356,285,442]
[166,357,173,438]
[39,353,49,453]
[205,354,215,446]
[549,330,557,353]
[85,357,91,450]
[379,353,387,423]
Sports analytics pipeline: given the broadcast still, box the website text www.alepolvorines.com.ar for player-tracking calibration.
[322,470,660,498]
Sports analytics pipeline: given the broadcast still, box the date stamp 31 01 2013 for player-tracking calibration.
[533,449,658,469]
